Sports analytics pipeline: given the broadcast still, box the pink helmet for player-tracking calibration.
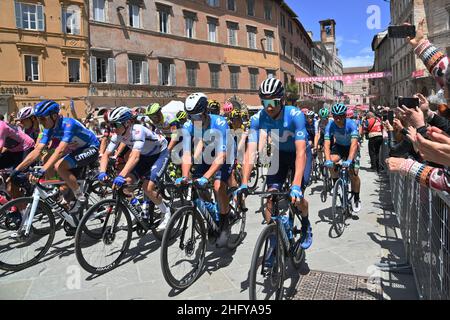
[223,102,233,114]
[346,109,354,118]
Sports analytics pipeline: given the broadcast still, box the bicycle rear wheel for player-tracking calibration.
[249,223,285,300]
[75,199,132,274]
[332,179,346,237]
[160,206,207,290]
[248,166,259,190]
[0,197,55,271]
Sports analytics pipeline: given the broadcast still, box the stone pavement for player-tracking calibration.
[0,144,418,300]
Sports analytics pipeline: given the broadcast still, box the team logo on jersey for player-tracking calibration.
[296,131,305,138]
[290,110,302,118]
[216,119,226,127]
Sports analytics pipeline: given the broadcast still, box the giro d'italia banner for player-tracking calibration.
[296,72,392,84]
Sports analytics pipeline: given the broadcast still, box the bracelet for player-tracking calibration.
[420,166,431,185]
[429,53,445,71]
[408,162,423,179]
[415,40,430,56]
[422,48,438,63]
[415,164,425,183]
[425,168,434,186]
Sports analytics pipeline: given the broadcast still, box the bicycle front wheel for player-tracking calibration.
[0,197,55,271]
[75,199,132,274]
[160,206,207,290]
[249,223,285,300]
[332,179,346,237]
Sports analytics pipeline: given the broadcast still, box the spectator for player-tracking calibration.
[364,112,383,172]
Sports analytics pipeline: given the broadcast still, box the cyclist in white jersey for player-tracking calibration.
[145,103,180,151]
[97,106,172,231]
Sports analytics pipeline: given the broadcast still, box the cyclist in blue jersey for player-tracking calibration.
[324,103,362,213]
[315,107,333,165]
[236,78,313,252]
[176,93,233,248]
[13,100,100,216]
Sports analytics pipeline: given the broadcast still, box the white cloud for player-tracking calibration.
[359,46,373,54]
[347,39,360,44]
[341,54,374,68]
[335,35,344,48]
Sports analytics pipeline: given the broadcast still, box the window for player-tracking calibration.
[247,0,255,16]
[208,20,218,43]
[264,2,272,20]
[93,0,105,22]
[186,62,198,87]
[266,69,276,79]
[62,6,80,35]
[249,68,259,90]
[227,0,236,11]
[265,30,274,52]
[129,4,140,28]
[159,10,169,33]
[230,66,240,89]
[282,37,286,55]
[15,1,44,31]
[290,42,293,58]
[280,12,285,28]
[128,58,149,85]
[210,64,220,88]
[247,26,257,49]
[185,17,195,38]
[228,22,238,46]
[24,55,39,81]
[68,58,80,82]
[288,20,293,34]
[90,55,115,83]
[158,60,176,86]
[207,0,219,7]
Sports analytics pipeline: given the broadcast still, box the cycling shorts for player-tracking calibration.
[192,162,232,183]
[266,151,311,191]
[132,148,170,183]
[63,146,99,170]
[330,144,350,160]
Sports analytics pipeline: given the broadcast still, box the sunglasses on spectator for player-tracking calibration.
[261,99,282,108]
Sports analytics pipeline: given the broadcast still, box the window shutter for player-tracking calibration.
[158,62,163,85]
[15,1,22,29]
[74,10,81,35]
[142,61,149,84]
[108,58,115,83]
[37,4,45,31]
[90,56,97,83]
[128,60,133,84]
[61,7,66,33]
[170,63,176,86]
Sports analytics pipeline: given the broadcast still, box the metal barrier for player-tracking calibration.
[383,140,450,299]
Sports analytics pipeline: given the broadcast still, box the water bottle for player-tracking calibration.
[141,199,150,219]
[205,202,219,223]
[281,214,293,240]
[130,197,144,217]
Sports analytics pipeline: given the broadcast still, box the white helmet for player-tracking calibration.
[108,106,133,123]
[16,106,34,120]
[307,110,315,117]
[185,93,208,114]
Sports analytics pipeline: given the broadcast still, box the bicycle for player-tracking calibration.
[331,162,354,237]
[74,180,182,274]
[160,181,247,290]
[319,156,333,203]
[248,191,306,300]
[0,164,104,271]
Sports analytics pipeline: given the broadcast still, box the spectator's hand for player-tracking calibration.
[406,19,425,49]
[427,126,450,139]
[406,126,419,153]
[383,120,394,131]
[385,157,405,173]
[397,106,425,128]
[416,133,450,167]
[393,118,404,131]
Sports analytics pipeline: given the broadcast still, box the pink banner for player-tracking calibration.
[296,72,392,83]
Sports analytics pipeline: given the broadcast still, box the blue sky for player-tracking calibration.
[285,0,391,68]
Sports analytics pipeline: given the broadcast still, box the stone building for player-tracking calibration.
[342,66,372,111]
[370,31,391,107]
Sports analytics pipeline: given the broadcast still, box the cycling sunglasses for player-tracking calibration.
[261,99,282,109]
[111,122,124,129]
[37,115,52,122]
[189,113,203,121]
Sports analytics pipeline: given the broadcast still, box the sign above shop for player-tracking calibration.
[0,86,29,95]
[90,86,177,98]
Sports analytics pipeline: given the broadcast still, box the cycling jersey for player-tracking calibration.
[24,125,43,142]
[324,119,359,147]
[152,113,179,136]
[40,117,99,151]
[305,119,319,142]
[248,106,309,153]
[0,120,34,152]
[182,114,229,154]
[107,124,167,157]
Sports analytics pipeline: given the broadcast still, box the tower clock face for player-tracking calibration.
[325,26,332,35]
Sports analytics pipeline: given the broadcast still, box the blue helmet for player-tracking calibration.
[34,100,60,117]
[331,103,347,116]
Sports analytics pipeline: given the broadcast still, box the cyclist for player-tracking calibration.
[305,110,319,153]
[176,110,188,126]
[228,109,250,188]
[15,106,42,142]
[315,107,333,165]
[97,106,172,231]
[236,78,313,253]
[177,93,233,247]
[145,103,179,151]
[11,100,100,216]
[324,103,362,213]
[222,101,233,117]
[207,100,221,115]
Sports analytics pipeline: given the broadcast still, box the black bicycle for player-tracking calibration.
[331,162,354,237]
[160,182,247,290]
[248,191,305,300]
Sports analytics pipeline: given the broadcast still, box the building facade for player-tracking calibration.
[342,66,372,110]
[0,0,89,118]
[370,31,391,107]
[87,0,313,113]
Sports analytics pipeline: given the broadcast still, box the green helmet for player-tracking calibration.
[146,103,161,116]
[319,108,329,119]
[176,110,187,121]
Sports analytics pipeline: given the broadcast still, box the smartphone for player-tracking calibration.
[382,114,388,121]
[398,97,420,109]
[388,25,416,38]
[388,111,394,125]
